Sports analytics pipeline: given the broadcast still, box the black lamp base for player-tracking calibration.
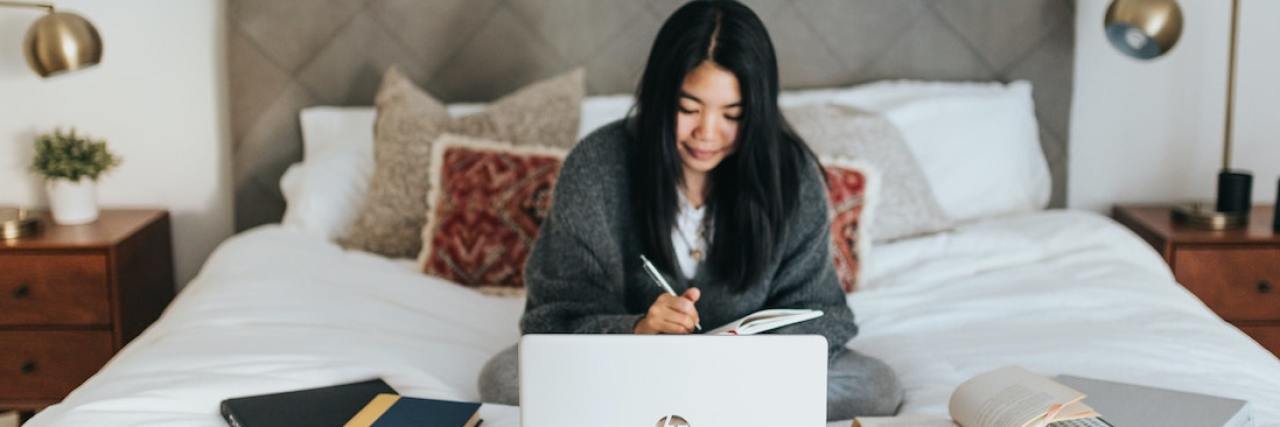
[1274,177,1279,232]
[1216,170,1253,214]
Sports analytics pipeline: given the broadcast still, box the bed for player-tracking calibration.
[27,1,1280,426]
[26,209,1280,426]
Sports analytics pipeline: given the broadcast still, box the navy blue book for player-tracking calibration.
[346,393,482,427]
[220,378,396,427]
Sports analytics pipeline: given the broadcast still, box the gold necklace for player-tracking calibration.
[676,187,709,262]
[675,214,708,262]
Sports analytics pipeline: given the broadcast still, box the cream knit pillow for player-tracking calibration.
[339,67,583,258]
[787,104,952,242]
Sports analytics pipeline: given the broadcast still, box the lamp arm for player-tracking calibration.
[0,1,53,12]
[1223,0,1240,171]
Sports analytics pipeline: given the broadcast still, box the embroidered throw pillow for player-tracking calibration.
[821,158,879,293]
[339,67,583,258]
[788,104,951,242]
[418,134,566,295]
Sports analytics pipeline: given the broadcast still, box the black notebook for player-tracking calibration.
[220,378,396,427]
[346,393,482,427]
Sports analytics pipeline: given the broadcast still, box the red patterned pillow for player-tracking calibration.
[821,158,878,293]
[418,134,566,295]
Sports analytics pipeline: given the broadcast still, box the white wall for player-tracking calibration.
[1231,0,1280,207]
[1071,0,1280,212]
[2,1,1270,286]
[0,0,230,289]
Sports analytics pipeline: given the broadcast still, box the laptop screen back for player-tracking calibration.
[520,334,827,427]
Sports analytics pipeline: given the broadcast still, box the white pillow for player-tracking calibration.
[786,104,952,242]
[281,107,376,240]
[783,80,1050,223]
[283,97,637,239]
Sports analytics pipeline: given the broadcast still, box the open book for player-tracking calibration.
[854,366,1103,427]
[706,309,823,335]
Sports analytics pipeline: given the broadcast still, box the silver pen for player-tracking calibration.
[639,254,702,331]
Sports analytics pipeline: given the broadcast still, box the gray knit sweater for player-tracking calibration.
[520,120,858,358]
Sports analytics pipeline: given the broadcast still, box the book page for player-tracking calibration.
[949,366,1091,427]
[1050,401,1101,422]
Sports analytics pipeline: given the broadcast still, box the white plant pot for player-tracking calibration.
[47,177,99,225]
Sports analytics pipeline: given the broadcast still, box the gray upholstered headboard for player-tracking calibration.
[228,0,1075,230]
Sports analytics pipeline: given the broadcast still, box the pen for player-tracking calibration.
[639,254,702,332]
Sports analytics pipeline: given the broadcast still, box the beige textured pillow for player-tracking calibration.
[339,67,583,258]
[786,104,952,242]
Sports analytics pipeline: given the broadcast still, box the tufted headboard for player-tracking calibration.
[227,0,1075,231]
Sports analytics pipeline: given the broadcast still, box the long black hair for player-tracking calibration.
[630,0,818,293]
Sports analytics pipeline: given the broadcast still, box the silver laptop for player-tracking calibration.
[519,334,827,427]
[1054,375,1254,427]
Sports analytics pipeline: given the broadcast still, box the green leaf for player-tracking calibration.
[29,128,121,181]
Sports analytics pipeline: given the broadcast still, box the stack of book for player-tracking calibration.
[220,378,482,427]
[854,366,1253,427]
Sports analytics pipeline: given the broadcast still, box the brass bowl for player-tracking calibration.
[1171,202,1247,230]
[1,208,43,240]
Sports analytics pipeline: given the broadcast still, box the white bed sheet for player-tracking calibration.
[27,210,1280,426]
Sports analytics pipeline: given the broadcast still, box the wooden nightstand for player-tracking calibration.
[1114,204,1280,357]
[0,209,175,412]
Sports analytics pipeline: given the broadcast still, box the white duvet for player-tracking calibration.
[27,210,1280,426]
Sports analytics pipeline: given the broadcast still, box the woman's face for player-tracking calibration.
[675,60,742,178]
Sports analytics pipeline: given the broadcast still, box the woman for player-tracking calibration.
[478,0,902,420]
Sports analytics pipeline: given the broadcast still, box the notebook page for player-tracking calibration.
[737,309,822,335]
[707,309,822,335]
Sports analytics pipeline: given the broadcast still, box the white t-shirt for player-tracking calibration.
[671,190,709,279]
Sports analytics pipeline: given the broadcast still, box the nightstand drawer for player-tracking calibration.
[1174,248,1280,321]
[0,331,113,399]
[0,254,111,326]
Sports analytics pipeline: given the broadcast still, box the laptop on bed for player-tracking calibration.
[519,334,827,426]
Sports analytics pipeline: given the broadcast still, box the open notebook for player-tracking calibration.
[706,309,823,335]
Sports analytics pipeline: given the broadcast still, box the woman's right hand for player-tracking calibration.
[634,288,701,334]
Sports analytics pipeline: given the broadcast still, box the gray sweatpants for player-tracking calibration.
[477,343,903,421]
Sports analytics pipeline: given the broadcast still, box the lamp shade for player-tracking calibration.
[1104,0,1183,60]
[23,11,102,77]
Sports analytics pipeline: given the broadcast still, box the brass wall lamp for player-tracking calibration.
[1104,0,1183,59]
[0,0,102,77]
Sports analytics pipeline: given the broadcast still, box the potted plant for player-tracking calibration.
[29,128,120,225]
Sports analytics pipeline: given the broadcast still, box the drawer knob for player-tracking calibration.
[20,360,36,374]
[1259,280,1274,294]
[11,284,29,299]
